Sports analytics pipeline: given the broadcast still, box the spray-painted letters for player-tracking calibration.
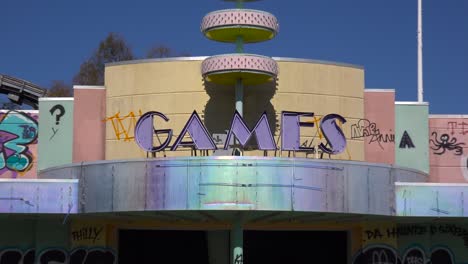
[0,111,38,177]
[104,110,142,141]
[351,119,394,150]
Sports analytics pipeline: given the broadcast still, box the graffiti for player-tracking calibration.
[447,121,468,135]
[430,132,464,156]
[0,248,115,264]
[365,225,427,240]
[399,131,415,149]
[353,245,453,264]
[72,226,104,244]
[351,119,394,150]
[104,110,142,141]
[50,104,65,125]
[0,249,35,264]
[50,127,59,141]
[49,104,65,141]
[0,111,38,176]
[68,248,115,264]
[234,253,243,264]
[364,224,468,248]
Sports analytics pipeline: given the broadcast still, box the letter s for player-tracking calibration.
[319,114,347,155]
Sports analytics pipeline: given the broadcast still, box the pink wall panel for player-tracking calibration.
[361,90,395,164]
[73,87,106,162]
[429,116,468,182]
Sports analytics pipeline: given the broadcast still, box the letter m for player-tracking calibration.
[224,111,276,150]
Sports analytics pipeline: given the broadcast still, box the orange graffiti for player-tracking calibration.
[104,110,143,141]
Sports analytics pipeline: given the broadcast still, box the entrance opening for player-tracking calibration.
[119,230,209,264]
[244,231,347,264]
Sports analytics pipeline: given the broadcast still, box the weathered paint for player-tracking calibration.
[38,98,74,171]
[0,110,38,178]
[429,115,468,182]
[38,157,427,214]
[73,86,106,163]
[395,182,468,217]
[362,90,395,164]
[395,103,429,173]
[0,179,78,213]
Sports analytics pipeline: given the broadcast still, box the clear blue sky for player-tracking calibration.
[1,0,467,114]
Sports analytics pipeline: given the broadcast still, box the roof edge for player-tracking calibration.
[106,56,364,69]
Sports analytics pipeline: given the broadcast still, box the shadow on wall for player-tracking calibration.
[203,80,278,142]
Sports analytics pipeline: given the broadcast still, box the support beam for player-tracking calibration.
[235,78,243,117]
[231,217,243,264]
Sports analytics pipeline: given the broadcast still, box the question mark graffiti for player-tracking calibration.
[50,104,65,125]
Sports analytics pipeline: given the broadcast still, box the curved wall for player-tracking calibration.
[38,157,426,215]
[104,57,365,161]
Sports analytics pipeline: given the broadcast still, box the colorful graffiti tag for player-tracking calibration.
[104,110,142,141]
[0,111,38,178]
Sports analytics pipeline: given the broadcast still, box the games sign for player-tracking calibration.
[134,110,347,155]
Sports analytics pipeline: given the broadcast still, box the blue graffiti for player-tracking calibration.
[0,111,38,172]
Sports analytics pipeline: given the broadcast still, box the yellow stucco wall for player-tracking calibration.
[104,58,364,161]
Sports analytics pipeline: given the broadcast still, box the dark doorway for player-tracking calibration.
[119,230,209,264]
[244,231,347,264]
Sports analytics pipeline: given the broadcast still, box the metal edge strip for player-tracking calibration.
[365,89,395,92]
[106,56,364,69]
[429,114,468,118]
[395,182,468,187]
[0,179,79,183]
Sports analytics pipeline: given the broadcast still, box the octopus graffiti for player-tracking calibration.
[429,117,468,182]
[430,132,464,156]
[0,111,38,178]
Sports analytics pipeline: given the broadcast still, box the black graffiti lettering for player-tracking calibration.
[403,248,425,264]
[50,127,59,141]
[50,104,66,125]
[234,253,243,264]
[71,226,103,243]
[365,229,383,240]
[351,119,394,150]
[447,121,468,136]
[399,130,415,149]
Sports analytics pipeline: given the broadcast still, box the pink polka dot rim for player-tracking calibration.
[201,9,279,42]
[202,54,278,78]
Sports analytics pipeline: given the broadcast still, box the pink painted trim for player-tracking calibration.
[201,54,278,76]
[201,9,279,33]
